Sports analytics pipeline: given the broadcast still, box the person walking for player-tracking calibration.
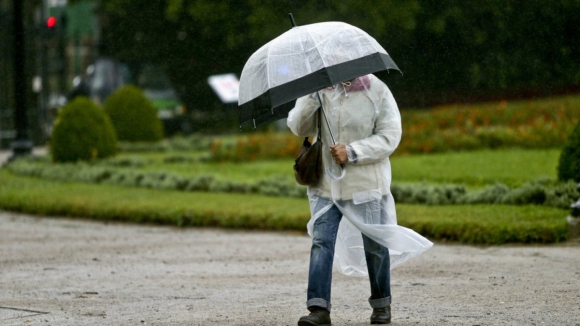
[287,74,432,325]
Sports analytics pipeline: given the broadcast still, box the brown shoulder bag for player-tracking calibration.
[293,107,323,186]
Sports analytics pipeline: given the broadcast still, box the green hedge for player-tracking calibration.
[558,120,580,182]
[6,157,305,198]
[50,97,118,162]
[6,158,579,209]
[117,134,213,153]
[103,85,164,142]
[391,179,579,209]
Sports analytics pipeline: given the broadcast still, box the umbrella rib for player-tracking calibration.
[266,37,273,90]
[303,27,328,70]
[296,27,313,75]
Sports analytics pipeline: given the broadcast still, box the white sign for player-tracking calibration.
[208,74,239,103]
[48,0,67,7]
[32,76,42,93]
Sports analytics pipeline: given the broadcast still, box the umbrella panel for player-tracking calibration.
[239,22,386,105]
[239,52,400,128]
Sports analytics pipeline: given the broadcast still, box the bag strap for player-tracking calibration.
[303,106,322,144]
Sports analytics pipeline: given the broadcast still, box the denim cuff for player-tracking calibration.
[368,296,391,308]
[307,298,332,312]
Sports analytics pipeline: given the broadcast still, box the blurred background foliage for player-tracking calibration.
[96,0,580,129]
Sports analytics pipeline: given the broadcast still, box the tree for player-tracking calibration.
[98,0,580,130]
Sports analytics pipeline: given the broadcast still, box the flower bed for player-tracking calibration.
[208,95,580,160]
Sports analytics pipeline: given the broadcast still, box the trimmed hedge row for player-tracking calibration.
[391,180,579,209]
[6,158,578,209]
[117,134,213,153]
[6,158,305,198]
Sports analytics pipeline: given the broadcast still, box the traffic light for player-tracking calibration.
[46,16,57,29]
[45,14,66,35]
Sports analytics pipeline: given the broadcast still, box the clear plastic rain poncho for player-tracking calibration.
[287,74,433,276]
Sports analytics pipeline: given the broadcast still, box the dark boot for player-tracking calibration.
[298,307,331,326]
[370,305,391,324]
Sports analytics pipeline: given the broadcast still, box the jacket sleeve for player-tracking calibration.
[287,94,320,137]
[348,84,402,165]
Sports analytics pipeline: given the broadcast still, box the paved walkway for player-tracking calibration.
[1,211,579,325]
[0,147,47,166]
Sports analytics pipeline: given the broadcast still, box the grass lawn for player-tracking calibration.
[0,170,568,244]
[0,170,310,230]
[139,158,296,182]
[112,148,561,187]
[390,148,560,187]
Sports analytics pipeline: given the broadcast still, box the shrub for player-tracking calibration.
[6,158,578,208]
[116,134,213,153]
[100,156,147,167]
[399,95,580,154]
[501,182,547,205]
[459,183,510,204]
[544,181,580,209]
[210,132,302,162]
[103,85,164,142]
[50,97,117,163]
[557,120,580,182]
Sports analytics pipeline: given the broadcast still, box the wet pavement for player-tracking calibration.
[1,211,579,325]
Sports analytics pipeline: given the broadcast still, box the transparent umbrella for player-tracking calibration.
[238,15,401,129]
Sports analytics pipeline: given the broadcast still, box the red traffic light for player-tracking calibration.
[46,16,57,28]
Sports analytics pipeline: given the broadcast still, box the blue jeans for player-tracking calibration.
[306,199,391,312]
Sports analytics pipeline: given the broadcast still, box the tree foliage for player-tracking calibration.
[98,0,580,129]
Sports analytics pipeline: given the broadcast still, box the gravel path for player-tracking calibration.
[1,211,579,326]
[0,148,47,166]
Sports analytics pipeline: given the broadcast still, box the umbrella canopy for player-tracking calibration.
[238,21,401,128]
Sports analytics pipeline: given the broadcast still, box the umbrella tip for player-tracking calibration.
[288,13,297,27]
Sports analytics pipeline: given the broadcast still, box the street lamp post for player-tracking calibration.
[9,0,33,161]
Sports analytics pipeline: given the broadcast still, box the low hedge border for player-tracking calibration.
[5,158,579,209]
[0,170,569,244]
[117,134,213,153]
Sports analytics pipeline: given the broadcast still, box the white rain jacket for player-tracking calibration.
[288,74,433,276]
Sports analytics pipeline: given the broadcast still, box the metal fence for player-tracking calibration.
[0,6,15,149]
[0,3,48,150]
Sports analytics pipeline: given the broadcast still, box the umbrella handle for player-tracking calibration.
[316,91,346,181]
[326,163,346,181]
